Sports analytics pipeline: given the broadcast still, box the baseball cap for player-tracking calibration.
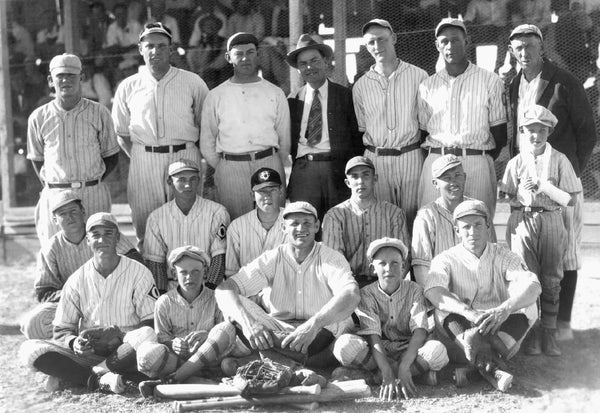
[49,53,82,75]
[168,159,200,176]
[519,105,558,129]
[136,342,178,379]
[345,156,375,175]
[509,24,543,42]
[168,245,211,268]
[251,167,282,191]
[366,237,409,262]
[49,190,81,213]
[282,201,318,220]
[227,32,259,51]
[139,22,173,42]
[432,154,463,179]
[362,18,394,35]
[85,212,119,232]
[435,17,467,37]
[286,34,333,69]
[453,199,489,221]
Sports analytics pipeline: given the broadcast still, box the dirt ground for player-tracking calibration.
[1,247,599,413]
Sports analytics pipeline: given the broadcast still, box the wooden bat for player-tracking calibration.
[173,379,371,412]
[155,383,321,400]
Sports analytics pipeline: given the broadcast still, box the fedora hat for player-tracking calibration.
[286,34,333,69]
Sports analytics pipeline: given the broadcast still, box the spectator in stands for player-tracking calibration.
[106,3,143,50]
[84,2,109,55]
[128,1,145,26]
[463,0,510,69]
[80,62,113,109]
[189,0,229,46]
[228,0,265,41]
[7,10,34,61]
[36,9,65,61]
[509,0,552,30]
[148,0,182,44]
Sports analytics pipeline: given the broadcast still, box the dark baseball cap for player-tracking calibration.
[227,32,259,51]
[345,156,375,175]
[251,167,282,191]
[453,200,489,221]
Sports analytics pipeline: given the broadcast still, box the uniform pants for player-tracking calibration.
[20,302,58,340]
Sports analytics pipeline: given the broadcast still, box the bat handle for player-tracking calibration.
[282,384,321,395]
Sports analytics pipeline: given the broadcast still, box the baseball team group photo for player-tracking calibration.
[1,0,600,412]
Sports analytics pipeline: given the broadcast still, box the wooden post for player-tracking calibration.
[0,0,16,206]
[63,0,81,55]
[332,1,347,86]
[289,0,302,91]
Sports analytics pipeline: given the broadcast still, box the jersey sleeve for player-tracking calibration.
[411,208,435,268]
[225,220,242,277]
[230,248,277,297]
[321,209,346,257]
[131,262,159,322]
[556,152,583,193]
[34,246,64,300]
[488,74,507,127]
[53,271,83,342]
[192,76,210,130]
[274,88,291,158]
[500,156,520,196]
[155,295,175,343]
[322,249,358,293]
[200,92,221,168]
[424,252,452,293]
[408,285,430,332]
[26,109,45,161]
[143,211,168,263]
[111,81,131,137]
[355,288,382,337]
[98,104,120,157]
[210,205,230,257]
[417,82,433,131]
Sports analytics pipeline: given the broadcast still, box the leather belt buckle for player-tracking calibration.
[307,154,314,161]
[71,182,83,189]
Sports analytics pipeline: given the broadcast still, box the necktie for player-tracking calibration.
[305,90,322,147]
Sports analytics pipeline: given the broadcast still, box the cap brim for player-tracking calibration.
[520,119,554,128]
[169,167,199,176]
[454,211,487,220]
[51,198,80,213]
[252,181,280,191]
[433,162,462,178]
[50,68,81,75]
[86,221,119,232]
[286,44,333,68]
[345,162,374,174]
[436,23,467,37]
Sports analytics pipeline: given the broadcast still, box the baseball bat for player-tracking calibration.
[173,379,370,411]
[155,383,321,400]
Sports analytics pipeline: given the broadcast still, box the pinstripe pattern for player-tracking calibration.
[225,208,287,276]
[143,196,230,265]
[20,302,58,340]
[155,287,222,344]
[322,199,410,278]
[563,187,584,270]
[54,257,157,334]
[20,339,104,370]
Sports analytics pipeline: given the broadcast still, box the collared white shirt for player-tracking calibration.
[297,80,331,157]
[106,20,143,47]
[516,72,542,149]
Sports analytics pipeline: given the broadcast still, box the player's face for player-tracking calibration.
[372,247,406,293]
[454,215,489,255]
[345,166,377,199]
[174,256,206,295]
[283,213,319,250]
[86,225,120,256]
[364,27,397,62]
[139,33,171,74]
[48,72,82,100]
[53,201,85,233]
[170,171,201,199]
[520,123,550,156]
[509,35,543,72]
[433,165,466,202]
[254,185,282,214]
[296,49,328,88]
[227,43,259,77]
[436,27,468,65]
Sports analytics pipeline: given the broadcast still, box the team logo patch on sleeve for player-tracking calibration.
[217,223,227,240]
[148,285,160,300]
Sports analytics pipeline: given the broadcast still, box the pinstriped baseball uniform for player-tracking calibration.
[418,63,506,218]
[322,199,410,279]
[225,208,287,277]
[352,61,428,224]
[501,146,581,328]
[112,65,209,243]
[27,98,119,246]
[155,287,222,344]
[200,79,290,219]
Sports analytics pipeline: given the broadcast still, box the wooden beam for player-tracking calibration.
[63,0,81,55]
[289,0,302,91]
[332,1,347,86]
[0,0,16,206]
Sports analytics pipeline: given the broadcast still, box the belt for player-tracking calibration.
[297,153,333,161]
[47,179,99,189]
[144,141,199,153]
[511,206,560,213]
[428,147,488,156]
[221,147,276,161]
[366,142,421,156]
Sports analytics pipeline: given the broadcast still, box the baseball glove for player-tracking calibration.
[79,326,125,357]
[232,358,293,396]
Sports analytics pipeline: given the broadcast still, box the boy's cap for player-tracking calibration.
[367,237,409,261]
[227,32,259,50]
[251,167,282,191]
[345,156,375,175]
[435,17,467,37]
[49,190,81,213]
[168,245,210,268]
[432,154,463,178]
[139,22,172,41]
[86,212,119,232]
[519,105,558,129]
[282,201,318,219]
[49,53,82,75]
[509,24,543,42]
[453,199,489,221]
[362,19,394,35]
[168,159,200,176]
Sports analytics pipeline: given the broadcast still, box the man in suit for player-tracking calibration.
[507,24,598,341]
[286,34,363,220]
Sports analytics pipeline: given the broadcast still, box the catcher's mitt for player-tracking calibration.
[79,326,124,357]
[232,358,293,396]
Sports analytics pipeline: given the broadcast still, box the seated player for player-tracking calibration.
[500,105,582,356]
[19,213,159,393]
[20,190,142,340]
[333,238,449,400]
[225,168,287,277]
[144,159,230,292]
[322,156,410,287]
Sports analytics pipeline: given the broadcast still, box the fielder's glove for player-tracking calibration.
[232,358,293,396]
[79,325,125,357]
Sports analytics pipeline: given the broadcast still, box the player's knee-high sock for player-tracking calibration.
[558,270,577,322]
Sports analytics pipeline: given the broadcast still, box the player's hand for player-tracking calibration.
[172,337,190,358]
[73,336,94,356]
[465,308,486,326]
[281,319,319,354]
[521,177,539,192]
[244,322,274,351]
[185,331,208,353]
[397,362,418,399]
[477,305,511,335]
[378,364,399,401]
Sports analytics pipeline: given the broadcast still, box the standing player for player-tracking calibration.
[226,167,287,277]
[200,32,290,220]
[353,19,428,225]
[112,22,209,247]
[144,160,230,292]
[21,190,142,340]
[27,53,119,247]
[501,105,581,356]
[507,24,598,340]
[418,18,507,219]
[322,156,410,287]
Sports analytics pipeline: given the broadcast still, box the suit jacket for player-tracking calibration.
[288,80,363,180]
[508,59,597,176]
